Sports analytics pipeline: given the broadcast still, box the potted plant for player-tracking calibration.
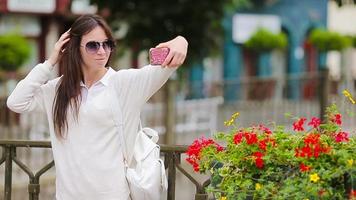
[186,104,356,199]
[308,29,352,69]
[0,33,31,74]
[243,29,287,100]
[0,33,31,125]
[309,29,351,52]
[244,28,287,53]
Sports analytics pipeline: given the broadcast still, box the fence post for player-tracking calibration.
[166,152,176,200]
[4,146,14,200]
[164,79,176,145]
[319,67,330,122]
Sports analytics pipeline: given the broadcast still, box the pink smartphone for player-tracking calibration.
[149,47,170,65]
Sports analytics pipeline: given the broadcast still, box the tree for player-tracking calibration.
[332,0,356,6]
[91,0,255,65]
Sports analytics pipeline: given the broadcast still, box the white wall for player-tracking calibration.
[327,1,356,83]
[328,1,356,35]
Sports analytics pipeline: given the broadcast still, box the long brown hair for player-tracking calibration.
[53,14,115,138]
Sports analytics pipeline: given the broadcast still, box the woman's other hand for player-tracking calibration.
[48,29,71,66]
[155,36,188,68]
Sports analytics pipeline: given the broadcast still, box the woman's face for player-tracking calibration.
[79,26,111,70]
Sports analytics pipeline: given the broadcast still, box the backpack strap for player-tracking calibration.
[110,84,145,166]
[109,85,129,167]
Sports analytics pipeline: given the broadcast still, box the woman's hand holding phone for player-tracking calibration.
[153,36,188,68]
[149,47,170,66]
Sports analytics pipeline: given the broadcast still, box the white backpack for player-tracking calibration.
[110,92,168,200]
[125,126,168,200]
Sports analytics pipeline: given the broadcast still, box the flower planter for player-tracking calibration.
[186,104,356,199]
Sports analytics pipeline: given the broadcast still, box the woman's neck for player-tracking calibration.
[82,67,107,88]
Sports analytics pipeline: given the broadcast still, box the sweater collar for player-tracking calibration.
[80,67,115,87]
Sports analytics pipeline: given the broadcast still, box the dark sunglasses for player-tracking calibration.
[82,40,115,54]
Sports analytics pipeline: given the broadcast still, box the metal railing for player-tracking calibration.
[0,140,209,200]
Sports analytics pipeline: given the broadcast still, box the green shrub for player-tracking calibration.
[0,33,31,72]
[352,36,356,48]
[244,28,288,52]
[309,29,352,52]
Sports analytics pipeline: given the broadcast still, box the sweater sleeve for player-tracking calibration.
[111,65,176,163]
[7,61,56,113]
[116,65,177,109]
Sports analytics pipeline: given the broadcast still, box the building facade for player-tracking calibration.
[223,0,328,100]
[188,0,356,101]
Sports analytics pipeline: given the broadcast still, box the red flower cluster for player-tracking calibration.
[331,114,342,125]
[318,189,326,197]
[259,124,272,135]
[258,137,276,151]
[350,189,356,200]
[253,152,264,169]
[293,117,322,131]
[308,117,321,128]
[293,118,307,131]
[295,133,331,172]
[304,133,320,145]
[295,133,331,159]
[258,125,276,151]
[233,131,258,145]
[293,114,350,173]
[232,126,276,169]
[186,137,223,172]
[233,132,244,144]
[334,131,349,143]
[299,163,312,172]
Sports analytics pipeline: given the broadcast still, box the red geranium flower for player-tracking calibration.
[253,151,264,158]
[300,163,312,172]
[304,133,320,145]
[295,145,313,158]
[186,158,200,172]
[259,124,272,135]
[350,189,356,199]
[308,117,321,128]
[233,132,244,144]
[255,158,264,169]
[244,132,258,145]
[318,189,325,197]
[253,152,264,169]
[334,132,349,143]
[293,118,307,131]
[331,114,342,125]
[186,137,223,172]
[258,140,267,151]
[295,133,331,159]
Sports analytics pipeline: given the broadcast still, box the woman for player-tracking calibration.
[7,14,188,200]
